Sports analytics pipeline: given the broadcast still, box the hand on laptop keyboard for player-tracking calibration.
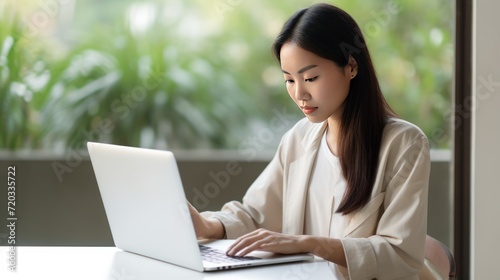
[199,245,261,263]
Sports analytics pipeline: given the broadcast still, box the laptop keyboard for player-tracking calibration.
[199,245,261,263]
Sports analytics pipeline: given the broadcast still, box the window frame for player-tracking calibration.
[454,0,472,279]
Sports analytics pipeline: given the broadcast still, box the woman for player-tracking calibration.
[189,3,431,279]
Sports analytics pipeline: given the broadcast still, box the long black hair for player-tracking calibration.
[273,3,396,214]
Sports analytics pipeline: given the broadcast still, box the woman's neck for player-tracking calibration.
[325,117,341,156]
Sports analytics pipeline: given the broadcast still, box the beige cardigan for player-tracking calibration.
[202,118,431,279]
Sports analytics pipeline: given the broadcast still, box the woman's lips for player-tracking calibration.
[300,106,318,114]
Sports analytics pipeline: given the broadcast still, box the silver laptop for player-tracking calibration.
[87,142,313,272]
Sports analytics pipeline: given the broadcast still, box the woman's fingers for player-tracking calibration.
[227,230,264,255]
[232,235,277,256]
[227,229,281,256]
[227,228,268,254]
[227,229,303,256]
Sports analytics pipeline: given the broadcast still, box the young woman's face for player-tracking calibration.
[280,42,355,123]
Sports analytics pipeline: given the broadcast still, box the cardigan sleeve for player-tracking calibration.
[342,129,430,280]
[200,132,289,239]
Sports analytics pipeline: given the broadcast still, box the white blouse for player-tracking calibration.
[304,131,348,278]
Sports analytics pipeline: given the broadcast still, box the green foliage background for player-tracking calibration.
[0,0,453,151]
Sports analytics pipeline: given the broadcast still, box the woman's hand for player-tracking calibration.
[226,228,308,257]
[187,201,225,240]
[226,228,347,267]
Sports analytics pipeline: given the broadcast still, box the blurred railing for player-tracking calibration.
[0,149,452,250]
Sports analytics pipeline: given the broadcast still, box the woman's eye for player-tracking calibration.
[285,79,294,84]
[305,76,318,82]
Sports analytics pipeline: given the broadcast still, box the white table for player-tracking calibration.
[0,246,337,280]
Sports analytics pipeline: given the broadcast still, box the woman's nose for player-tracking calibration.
[295,83,310,101]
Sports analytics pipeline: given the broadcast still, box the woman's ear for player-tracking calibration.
[348,55,358,79]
